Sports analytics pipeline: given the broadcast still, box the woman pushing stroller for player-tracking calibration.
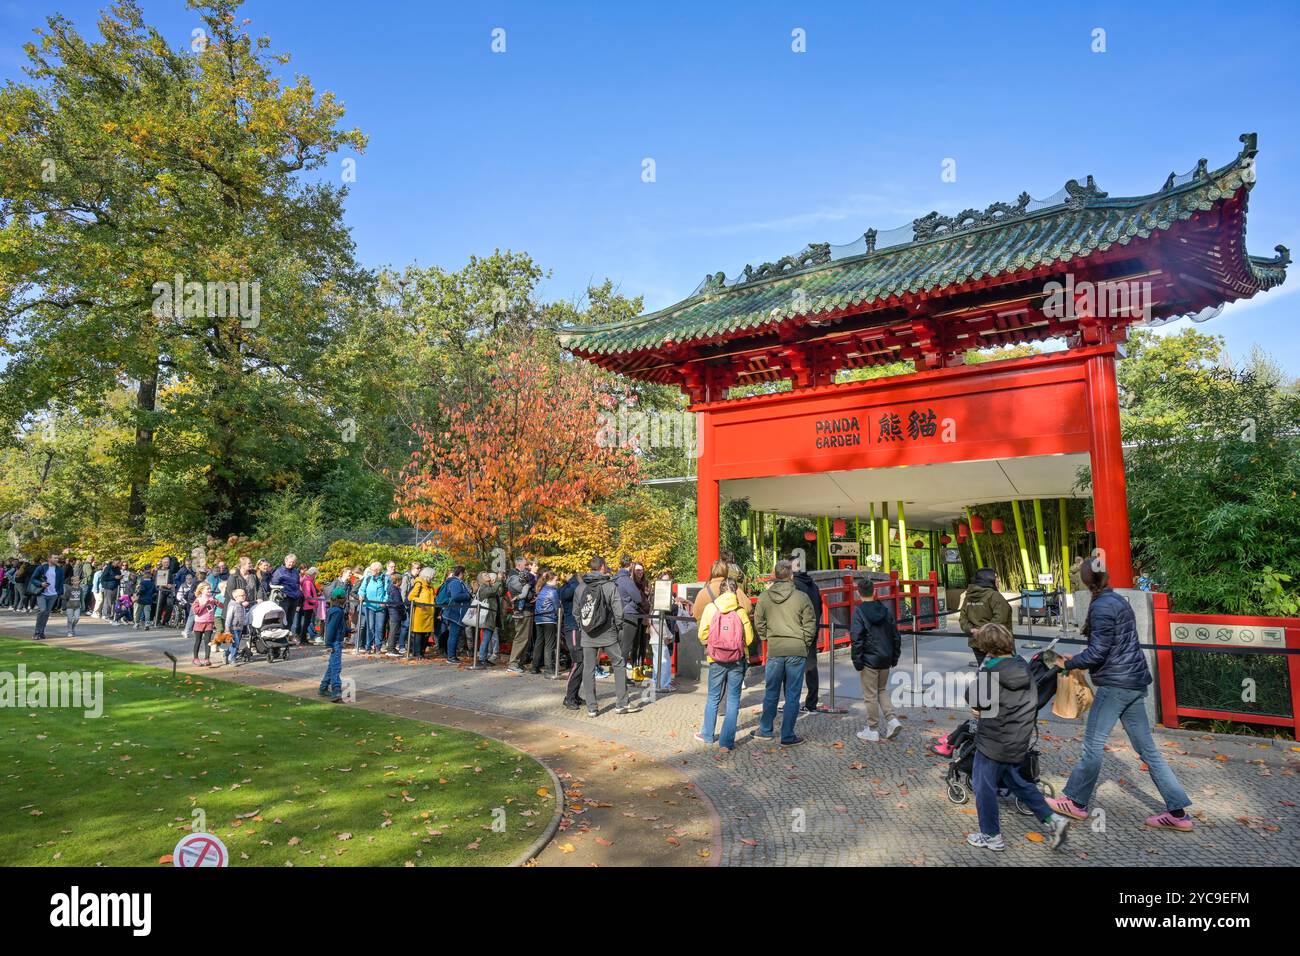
[1047,559,1194,832]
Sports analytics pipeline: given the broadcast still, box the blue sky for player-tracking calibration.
[4,0,1298,372]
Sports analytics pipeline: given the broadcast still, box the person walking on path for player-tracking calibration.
[1047,561,1194,832]
[319,587,348,703]
[959,568,1012,666]
[62,566,84,638]
[965,624,1070,852]
[574,556,631,717]
[695,577,755,752]
[190,582,216,667]
[754,559,816,746]
[850,578,902,742]
[31,554,63,641]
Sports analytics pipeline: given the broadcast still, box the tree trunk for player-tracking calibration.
[126,360,159,531]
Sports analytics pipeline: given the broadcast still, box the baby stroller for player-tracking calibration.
[944,643,1060,815]
[242,598,293,663]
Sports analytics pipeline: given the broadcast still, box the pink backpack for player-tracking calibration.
[707,602,746,663]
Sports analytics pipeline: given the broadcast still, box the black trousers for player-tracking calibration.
[804,639,819,709]
[563,628,584,705]
[532,621,557,673]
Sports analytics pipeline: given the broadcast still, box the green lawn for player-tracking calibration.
[0,636,555,866]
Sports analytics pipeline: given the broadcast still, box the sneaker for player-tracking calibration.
[385,652,401,658]
[753,732,775,740]
[330,695,343,704]
[614,705,635,715]
[780,735,805,747]
[562,700,580,711]
[693,732,712,744]
[594,668,611,680]
[884,717,902,739]
[507,665,524,674]
[802,703,821,715]
[192,658,201,666]
[1046,796,1089,821]
[966,832,1006,852]
[855,727,880,743]
[317,688,333,698]
[1145,811,1194,832]
[586,709,598,718]
[1045,813,1070,849]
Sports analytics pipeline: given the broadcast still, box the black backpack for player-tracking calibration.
[578,583,612,634]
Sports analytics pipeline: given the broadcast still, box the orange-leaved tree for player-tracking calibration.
[393,343,637,566]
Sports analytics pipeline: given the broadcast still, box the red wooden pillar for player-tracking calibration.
[1152,591,1178,728]
[695,410,719,582]
[1084,350,1134,587]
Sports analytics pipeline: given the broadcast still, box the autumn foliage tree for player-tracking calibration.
[393,341,637,566]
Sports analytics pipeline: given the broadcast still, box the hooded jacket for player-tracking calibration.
[754,580,816,658]
[572,572,624,648]
[409,578,437,633]
[959,571,1012,638]
[791,571,823,652]
[692,576,751,621]
[614,568,645,622]
[1066,589,1150,689]
[697,590,755,663]
[972,655,1038,764]
[850,599,901,671]
[558,573,580,632]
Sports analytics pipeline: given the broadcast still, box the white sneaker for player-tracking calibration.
[967,832,1006,851]
[885,717,902,739]
[855,727,880,742]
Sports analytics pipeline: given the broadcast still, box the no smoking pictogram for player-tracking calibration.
[173,832,229,867]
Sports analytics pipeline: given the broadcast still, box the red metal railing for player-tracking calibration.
[1152,592,1300,740]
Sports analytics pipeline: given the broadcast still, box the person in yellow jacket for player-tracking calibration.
[694,581,755,752]
[407,568,438,659]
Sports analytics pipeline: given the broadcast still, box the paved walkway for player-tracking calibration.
[4,611,1297,867]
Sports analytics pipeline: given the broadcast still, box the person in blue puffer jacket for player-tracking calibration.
[531,570,560,676]
[1048,559,1193,832]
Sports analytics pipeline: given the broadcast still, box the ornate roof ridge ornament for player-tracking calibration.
[1064,175,1107,210]
[911,191,1032,242]
[737,241,831,285]
[1238,132,1259,161]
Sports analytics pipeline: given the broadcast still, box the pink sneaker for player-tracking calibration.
[1145,811,1194,832]
[931,739,953,757]
[1047,796,1089,821]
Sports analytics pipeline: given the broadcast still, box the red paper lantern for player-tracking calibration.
[939,534,952,546]
[913,540,925,549]
[803,530,818,542]
[969,514,985,534]
[957,522,969,537]
[832,518,847,538]
[1085,518,1096,533]
[991,518,1005,535]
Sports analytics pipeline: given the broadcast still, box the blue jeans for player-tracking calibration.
[759,655,807,743]
[320,639,343,696]
[477,627,497,662]
[225,628,242,664]
[447,620,462,658]
[700,660,745,748]
[973,750,1051,837]
[363,606,385,652]
[34,594,57,637]
[1064,684,1190,812]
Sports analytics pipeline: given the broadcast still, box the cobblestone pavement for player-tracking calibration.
[6,612,1297,867]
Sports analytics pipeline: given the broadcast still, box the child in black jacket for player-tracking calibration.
[849,580,902,742]
[965,624,1069,853]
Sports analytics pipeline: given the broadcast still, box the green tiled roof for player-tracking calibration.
[560,136,1287,358]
